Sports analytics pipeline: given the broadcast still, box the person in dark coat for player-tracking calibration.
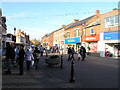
[18,44,25,75]
[70,46,75,61]
[5,42,12,74]
[67,45,72,61]
[33,47,40,69]
[80,46,86,61]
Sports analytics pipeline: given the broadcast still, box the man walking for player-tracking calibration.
[67,45,72,61]
[80,46,86,61]
[18,44,25,75]
[70,46,75,61]
[40,45,44,56]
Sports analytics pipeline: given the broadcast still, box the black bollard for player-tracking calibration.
[60,54,63,69]
[70,60,75,83]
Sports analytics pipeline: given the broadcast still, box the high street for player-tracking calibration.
[2,54,118,88]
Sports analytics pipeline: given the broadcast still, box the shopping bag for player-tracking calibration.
[78,54,81,57]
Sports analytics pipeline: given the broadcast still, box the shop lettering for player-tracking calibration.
[105,37,111,39]
[68,40,75,42]
[86,37,95,40]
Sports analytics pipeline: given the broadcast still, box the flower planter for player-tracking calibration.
[45,55,60,66]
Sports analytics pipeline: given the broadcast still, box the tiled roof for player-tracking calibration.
[86,19,100,28]
[66,15,95,29]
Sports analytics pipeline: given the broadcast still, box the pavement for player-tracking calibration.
[2,53,119,89]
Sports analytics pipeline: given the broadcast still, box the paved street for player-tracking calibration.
[2,54,118,88]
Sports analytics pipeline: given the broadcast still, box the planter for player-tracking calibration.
[45,55,60,66]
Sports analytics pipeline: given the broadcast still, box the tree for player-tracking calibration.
[31,39,41,46]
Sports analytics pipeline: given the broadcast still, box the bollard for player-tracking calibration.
[60,54,63,69]
[70,60,75,83]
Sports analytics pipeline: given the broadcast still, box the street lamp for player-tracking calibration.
[14,27,16,35]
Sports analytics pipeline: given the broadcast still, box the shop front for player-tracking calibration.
[103,30,120,58]
[85,34,100,53]
[65,37,81,53]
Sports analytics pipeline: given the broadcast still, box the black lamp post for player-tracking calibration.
[14,27,16,35]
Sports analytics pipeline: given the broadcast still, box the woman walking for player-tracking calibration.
[25,48,34,71]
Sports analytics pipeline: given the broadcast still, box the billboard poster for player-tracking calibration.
[91,43,98,52]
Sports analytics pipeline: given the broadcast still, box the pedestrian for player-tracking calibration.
[70,46,75,61]
[25,48,34,71]
[67,45,72,61]
[78,47,81,60]
[15,46,20,66]
[40,45,44,56]
[33,47,40,69]
[11,44,15,66]
[80,46,86,61]
[18,44,25,75]
[5,42,12,74]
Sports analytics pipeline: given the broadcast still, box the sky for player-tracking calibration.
[0,0,119,41]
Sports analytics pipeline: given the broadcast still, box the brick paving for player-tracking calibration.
[2,54,118,88]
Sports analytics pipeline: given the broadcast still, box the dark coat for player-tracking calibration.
[18,48,25,61]
[68,47,72,54]
[6,45,12,59]
[80,47,86,56]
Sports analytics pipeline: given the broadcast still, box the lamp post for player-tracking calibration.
[14,27,16,35]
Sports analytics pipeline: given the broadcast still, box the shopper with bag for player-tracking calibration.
[25,48,34,71]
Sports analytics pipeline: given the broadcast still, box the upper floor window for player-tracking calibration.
[74,28,80,37]
[66,31,70,38]
[90,28,94,34]
[105,15,119,28]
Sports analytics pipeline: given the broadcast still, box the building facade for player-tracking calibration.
[98,9,120,58]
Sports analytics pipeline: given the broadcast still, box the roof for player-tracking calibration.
[66,15,95,29]
[86,19,100,28]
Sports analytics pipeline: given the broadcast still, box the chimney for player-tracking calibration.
[74,19,79,23]
[113,8,117,11]
[96,10,100,16]
[18,29,21,33]
[62,25,65,28]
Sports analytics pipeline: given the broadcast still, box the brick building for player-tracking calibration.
[98,9,120,58]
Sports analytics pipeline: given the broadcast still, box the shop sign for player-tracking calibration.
[85,34,100,42]
[65,37,80,44]
[61,41,64,44]
[104,30,120,40]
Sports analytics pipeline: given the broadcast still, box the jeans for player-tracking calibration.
[7,58,11,72]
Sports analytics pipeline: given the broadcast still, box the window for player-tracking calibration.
[66,31,70,38]
[110,16,114,27]
[105,15,119,28]
[90,28,94,34]
[105,17,110,28]
[83,28,86,36]
[74,28,80,37]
